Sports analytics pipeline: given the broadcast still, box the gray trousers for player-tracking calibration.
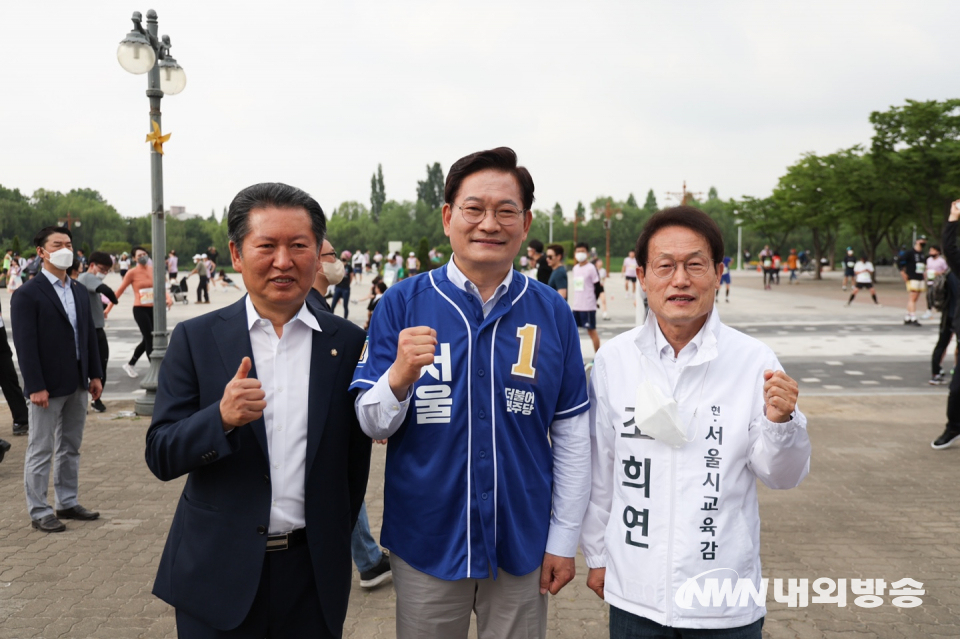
[24,387,88,519]
[392,553,547,639]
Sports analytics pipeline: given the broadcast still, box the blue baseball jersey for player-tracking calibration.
[350,264,589,580]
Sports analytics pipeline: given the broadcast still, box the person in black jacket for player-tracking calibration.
[933,200,960,449]
[527,239,551,284]
[11,226,103,532]
[0,296,29,437]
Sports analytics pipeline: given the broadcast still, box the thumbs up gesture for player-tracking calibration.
[219,356,266,430]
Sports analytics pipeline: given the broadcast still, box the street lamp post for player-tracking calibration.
[601,201,623,282]
[117,9,186,416]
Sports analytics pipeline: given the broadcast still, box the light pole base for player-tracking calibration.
[134,341,167,417]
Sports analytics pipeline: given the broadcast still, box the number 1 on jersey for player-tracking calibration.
[511,323,540,381]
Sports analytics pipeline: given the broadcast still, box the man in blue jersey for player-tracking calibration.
[351,147,591,639]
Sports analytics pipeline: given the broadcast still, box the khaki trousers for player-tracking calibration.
[392,553,547,639]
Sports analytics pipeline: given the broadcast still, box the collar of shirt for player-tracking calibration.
[446,256,513,319]
[41,267,68,288]
[244,295,321,334]
[654,315,706,364]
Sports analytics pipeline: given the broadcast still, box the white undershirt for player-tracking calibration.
[245,295,320,534]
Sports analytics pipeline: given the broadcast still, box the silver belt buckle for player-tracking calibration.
[266,533,290,552]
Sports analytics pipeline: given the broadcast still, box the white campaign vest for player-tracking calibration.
[581,311,811,630]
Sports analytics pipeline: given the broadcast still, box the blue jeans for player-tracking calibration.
[351,502,382,572]
[330,287,350,319]
[610,606,763,639]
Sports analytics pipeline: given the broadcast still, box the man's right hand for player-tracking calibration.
[950,199,960,223]
[219,357,266,430]
[30,390,50,408]
[587,567,606,600]
[387,326,437,402]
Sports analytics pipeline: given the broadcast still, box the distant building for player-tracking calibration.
[168,206,201,220]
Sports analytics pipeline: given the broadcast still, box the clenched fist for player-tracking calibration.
[763,369,798,423]
[219,357,266,430]
[387,326,437,402]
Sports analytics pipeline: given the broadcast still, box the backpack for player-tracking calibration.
[931,271,951,311]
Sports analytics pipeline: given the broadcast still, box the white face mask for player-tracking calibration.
[575,252,588,263]
[95,271,107,280]
[633,381,695,448]
[46,247,74,270]
[321,259,345,286]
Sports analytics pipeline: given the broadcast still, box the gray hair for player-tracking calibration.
[227,183,326,255]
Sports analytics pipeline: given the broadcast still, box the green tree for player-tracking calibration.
[575,201,586,221]
[830,147,905,264]
[370,164,386,222]
[643,189,658,215]
[735,195,800,255]
[417,163,445,210]
[870,99,960,238]
[626,193,638,208]
[774,153,844,277]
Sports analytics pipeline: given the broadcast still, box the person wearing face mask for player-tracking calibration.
[10,226,104,533]
[330,251,354,319]
[309,240,395,590]
[580,207,810,638]
[309,239,343,312]
[77,252,119,413]
[115,246,173,379]
[570,242,601,355]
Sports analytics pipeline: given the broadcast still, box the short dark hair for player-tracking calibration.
[89,251,113,269]
[444,147,535,211]
[575,242,589,251]
[227,182,326,255]
[635,206,724,267]
[527,239,544,253]
[132,245,149,258]
[33,226,72,250]
[547,243,564,258]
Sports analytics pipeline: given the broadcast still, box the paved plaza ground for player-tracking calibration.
[0,266,957,637]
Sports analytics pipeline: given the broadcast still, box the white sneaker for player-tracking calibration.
[122,363,138,379]
[921,311,933,320]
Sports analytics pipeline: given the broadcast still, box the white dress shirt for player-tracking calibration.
[355,258,591,557]
[245,295,320,534]
[653,319,706,395]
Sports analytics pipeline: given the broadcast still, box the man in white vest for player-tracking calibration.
[580,205,811,638]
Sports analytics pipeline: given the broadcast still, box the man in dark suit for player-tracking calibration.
[11,226,103,533]
[145,183,370,638]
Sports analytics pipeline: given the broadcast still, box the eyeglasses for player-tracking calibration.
[546,253,558,260]
[458,204,524,226]
[647,256,714,279]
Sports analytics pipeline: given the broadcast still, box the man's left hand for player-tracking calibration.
[763,370,798,423]
[89,378,103,401]
[539,552,575,595]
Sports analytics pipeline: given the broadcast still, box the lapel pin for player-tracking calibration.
[331,349,338,357]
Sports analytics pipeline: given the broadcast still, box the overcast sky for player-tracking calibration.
[1,1,957,221]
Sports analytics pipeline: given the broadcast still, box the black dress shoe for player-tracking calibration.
[12,422,28,436]
[0,438,10,463]
[55,505,100,520]
[32,514,66,533]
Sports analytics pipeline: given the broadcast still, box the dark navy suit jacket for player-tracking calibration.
[10,270,102,397]
[145,295,370,634]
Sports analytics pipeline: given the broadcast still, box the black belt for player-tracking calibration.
[266,528,307,552]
